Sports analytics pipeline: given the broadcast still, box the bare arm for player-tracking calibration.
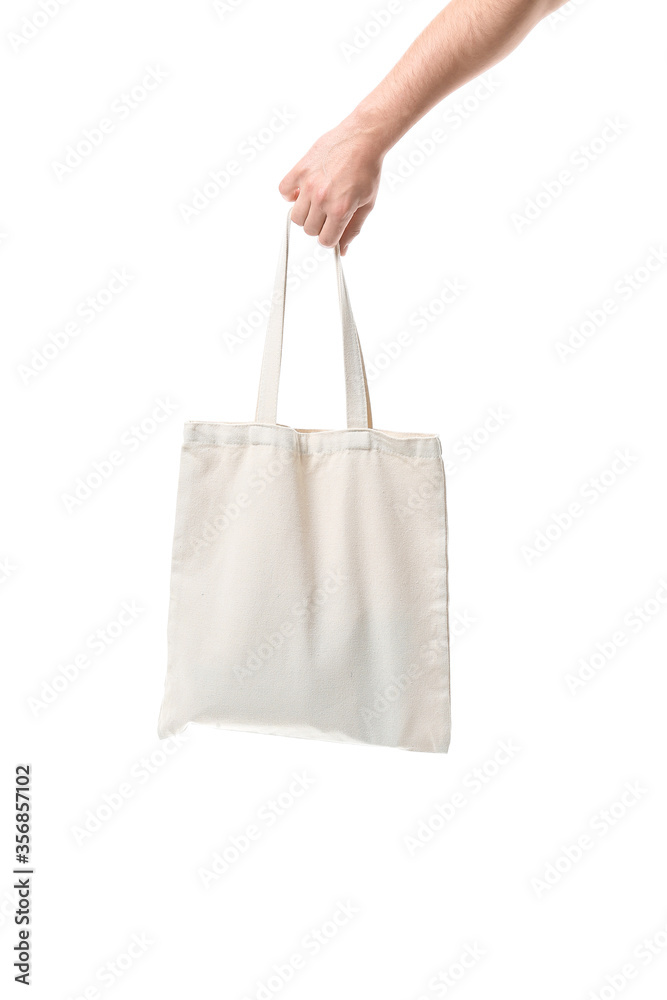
[280,0,569,253]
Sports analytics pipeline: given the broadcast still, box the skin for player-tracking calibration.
[280,0,572,253]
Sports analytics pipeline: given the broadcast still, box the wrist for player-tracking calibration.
[342,103,399,159]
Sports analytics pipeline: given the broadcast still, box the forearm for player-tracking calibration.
[348,0,564,152]
[280,0,570,251]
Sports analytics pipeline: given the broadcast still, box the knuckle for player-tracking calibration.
[314,182,330,202]
[330,200,352,220]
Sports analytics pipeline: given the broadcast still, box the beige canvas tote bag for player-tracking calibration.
[158,210,451,752]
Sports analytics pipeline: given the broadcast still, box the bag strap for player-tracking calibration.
[255,208,373,430]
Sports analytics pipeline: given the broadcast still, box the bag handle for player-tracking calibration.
[255,208,373,430]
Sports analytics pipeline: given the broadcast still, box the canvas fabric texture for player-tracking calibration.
[158,210,450,752]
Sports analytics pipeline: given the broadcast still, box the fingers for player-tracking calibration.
[289,189,350,245]
[279,165,301,202]
[338,202,375,255]
[280,151,375,250]
[288,189,311,228]
[318,206,354,249]
[303,204,327,238]
[289,195,373,254]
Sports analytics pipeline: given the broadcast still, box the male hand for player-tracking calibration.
[279,117,384,255]
[279,0,570,254]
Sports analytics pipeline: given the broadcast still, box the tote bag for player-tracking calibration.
[158,210,451,752]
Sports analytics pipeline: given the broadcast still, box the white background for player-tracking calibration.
[2,0,667,997]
